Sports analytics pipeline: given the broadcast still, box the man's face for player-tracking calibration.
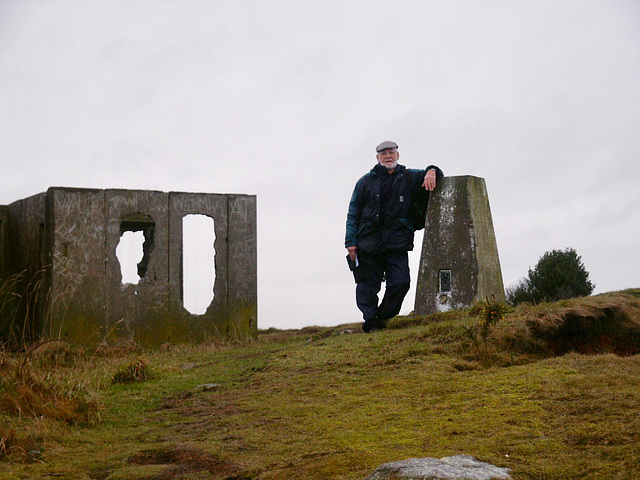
[377,148,399,172]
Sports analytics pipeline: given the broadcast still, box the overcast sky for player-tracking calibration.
[1,1,639,329]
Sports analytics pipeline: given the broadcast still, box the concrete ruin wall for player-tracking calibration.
[414,175,505,315]
[0,187,257,345]
[1,194,48,341]
[0,205,12,340]
[0,206,8,282]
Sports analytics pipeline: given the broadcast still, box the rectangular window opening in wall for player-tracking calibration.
[439,269,452,293]
[182,214,216,315]
[116,215,155,285]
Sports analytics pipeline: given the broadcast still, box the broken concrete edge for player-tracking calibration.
[0,187,257,347]
[364,455,512,480]
[41,186,255,197]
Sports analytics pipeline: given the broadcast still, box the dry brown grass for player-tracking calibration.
[1,370,97,424]
[0,340,101,463]
[493,290,640,357]
[0,341,100,426]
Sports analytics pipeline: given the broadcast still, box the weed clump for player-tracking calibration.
[112,359,153,384]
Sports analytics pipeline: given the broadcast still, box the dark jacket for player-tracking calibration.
[345,163,443,254]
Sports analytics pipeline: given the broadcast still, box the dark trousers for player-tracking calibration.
[356,251,410,326]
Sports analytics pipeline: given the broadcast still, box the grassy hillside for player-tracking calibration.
[2,289,640,479]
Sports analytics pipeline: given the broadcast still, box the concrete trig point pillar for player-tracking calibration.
[415,175,505,315]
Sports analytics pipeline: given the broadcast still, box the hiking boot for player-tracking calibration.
[362,321,378,333]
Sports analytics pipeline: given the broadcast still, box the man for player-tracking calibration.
[345,141,443,332]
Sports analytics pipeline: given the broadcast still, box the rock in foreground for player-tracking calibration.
[364,455,512,480]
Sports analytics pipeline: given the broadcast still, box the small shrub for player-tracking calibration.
[481,299,508,341]
[112,359,152,384]
[466,298,509,356]
[507,247,594,305]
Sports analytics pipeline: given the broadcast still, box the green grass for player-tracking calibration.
[2,290,640,479]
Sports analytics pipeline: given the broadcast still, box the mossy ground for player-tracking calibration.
[2,290,640,479]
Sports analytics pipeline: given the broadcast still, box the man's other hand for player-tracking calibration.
[347,246,357,261]
[422,169,437,191]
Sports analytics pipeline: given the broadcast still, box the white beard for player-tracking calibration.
[384,160,397,171]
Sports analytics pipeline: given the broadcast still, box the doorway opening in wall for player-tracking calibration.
[182,214,215,315]
[116,215,155,285]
